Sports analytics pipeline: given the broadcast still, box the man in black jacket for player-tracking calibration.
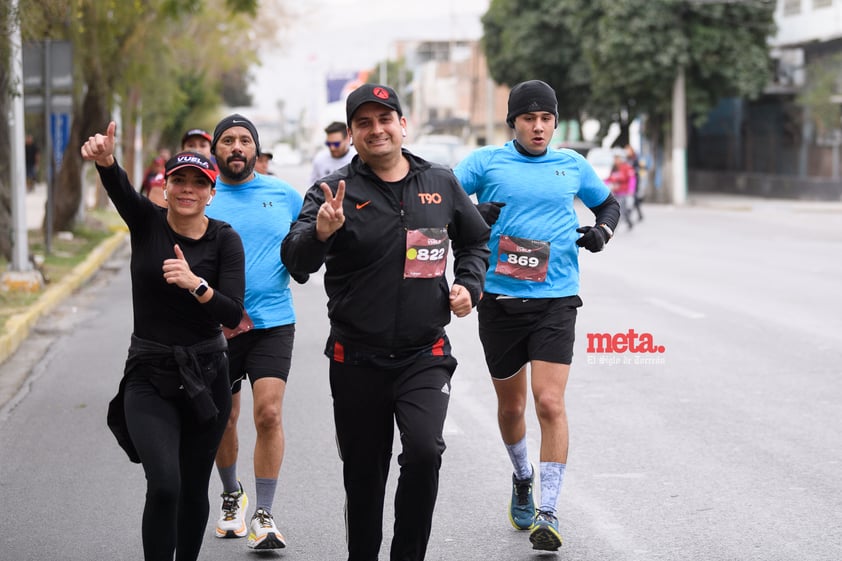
[281,84,490,561]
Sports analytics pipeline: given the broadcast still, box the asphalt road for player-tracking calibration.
[1,163,840,560]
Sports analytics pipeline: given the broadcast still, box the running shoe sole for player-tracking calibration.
[529,524,563,551]
[216,526,247,539]
[248,532,286,550]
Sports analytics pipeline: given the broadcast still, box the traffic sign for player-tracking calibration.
[51,113,71,171]
[22,40,73,93]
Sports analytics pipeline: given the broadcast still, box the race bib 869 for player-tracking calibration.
[495,235,550,282]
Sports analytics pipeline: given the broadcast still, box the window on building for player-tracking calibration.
[783,0,801,14]
[813,0,832,9]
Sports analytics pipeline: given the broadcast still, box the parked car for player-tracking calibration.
[585,147,615,182]
[405,135,472,169]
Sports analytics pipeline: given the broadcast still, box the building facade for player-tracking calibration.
[689,0,842,199]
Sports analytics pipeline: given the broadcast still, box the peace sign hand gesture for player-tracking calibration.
[80,120,117,168]
[315,180,346,242]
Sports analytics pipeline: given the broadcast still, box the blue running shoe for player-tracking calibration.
[509,470,536,530]
[529,510,563,551]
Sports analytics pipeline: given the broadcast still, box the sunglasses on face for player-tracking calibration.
[325,141,342,148]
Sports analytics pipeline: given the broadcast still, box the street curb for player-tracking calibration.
[0,230,129,367]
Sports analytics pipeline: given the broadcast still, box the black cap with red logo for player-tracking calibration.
[346,84,403,123]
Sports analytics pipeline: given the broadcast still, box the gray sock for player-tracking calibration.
[255,477,278,514]
[538,461,566,515]
[217,463,240,495]
[505,436,533,480]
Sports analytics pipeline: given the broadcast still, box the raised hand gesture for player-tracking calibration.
[315,180,346,242]
[162,244,200,290]
[80,121,117,168]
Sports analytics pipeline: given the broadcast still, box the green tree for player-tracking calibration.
[797,53,842,138]
[8,0,270,234]
[573,0,776,145]
[481,0,591,126]
[366,57,414,106]
[482,0,776,147]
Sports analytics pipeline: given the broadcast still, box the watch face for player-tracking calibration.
[192,279,209,296]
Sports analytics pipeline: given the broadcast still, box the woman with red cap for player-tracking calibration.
[81,121,245,561]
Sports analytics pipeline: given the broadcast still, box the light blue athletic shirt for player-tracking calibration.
[454,142,610,298]
[207,172,303,328]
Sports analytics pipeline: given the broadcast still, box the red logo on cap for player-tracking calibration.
[373,87,390,100]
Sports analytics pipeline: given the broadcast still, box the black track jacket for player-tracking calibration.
[281,150,490,354]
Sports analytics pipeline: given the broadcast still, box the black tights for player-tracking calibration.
[124,368,231,561]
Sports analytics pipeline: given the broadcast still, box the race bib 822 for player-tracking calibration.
[404,228,449,279]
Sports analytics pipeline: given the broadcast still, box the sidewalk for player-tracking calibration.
[687,191,842,213]
[0,182,128,368]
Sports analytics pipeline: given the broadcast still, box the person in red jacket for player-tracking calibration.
[608,151,635,230]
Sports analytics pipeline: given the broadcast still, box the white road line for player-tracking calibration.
[645,297,705,319]
[592,473,647,479]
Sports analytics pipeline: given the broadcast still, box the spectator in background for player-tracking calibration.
[182,129,214,158]
[255,151,273,175]
[624,144,644,221]
[309,120,355,184]
[140,153,168,207]
[609,150,635,230]
[25,134,40,191]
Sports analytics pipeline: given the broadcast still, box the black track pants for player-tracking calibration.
[329,354,457,561]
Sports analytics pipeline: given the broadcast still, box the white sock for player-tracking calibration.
[538,461,566,514]
[505,436,533,480]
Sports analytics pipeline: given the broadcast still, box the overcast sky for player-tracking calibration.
[250,0,491,125]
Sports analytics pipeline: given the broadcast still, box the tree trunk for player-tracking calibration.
[50,69,110,233]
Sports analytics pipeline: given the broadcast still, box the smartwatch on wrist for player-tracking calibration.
[190,278,209,298]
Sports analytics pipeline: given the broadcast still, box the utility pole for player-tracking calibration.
[671,67,688,205]
[2,0,43,292]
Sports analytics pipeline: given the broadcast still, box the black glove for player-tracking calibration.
[476,202,506,226]
[290,271,310,284]
[575,226,608,253]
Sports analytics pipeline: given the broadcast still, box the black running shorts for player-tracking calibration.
[477,294,582,379]
[227,324,295,392]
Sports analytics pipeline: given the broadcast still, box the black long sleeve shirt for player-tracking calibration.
[96,161,245,346]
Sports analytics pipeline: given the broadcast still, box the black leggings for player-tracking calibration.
[123,363,231,561]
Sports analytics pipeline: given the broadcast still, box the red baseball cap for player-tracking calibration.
[164,151,218,183]
[181,128,213,146]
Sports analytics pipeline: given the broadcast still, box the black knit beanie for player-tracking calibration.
[211,114,261,155]
[506,80,559,129]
